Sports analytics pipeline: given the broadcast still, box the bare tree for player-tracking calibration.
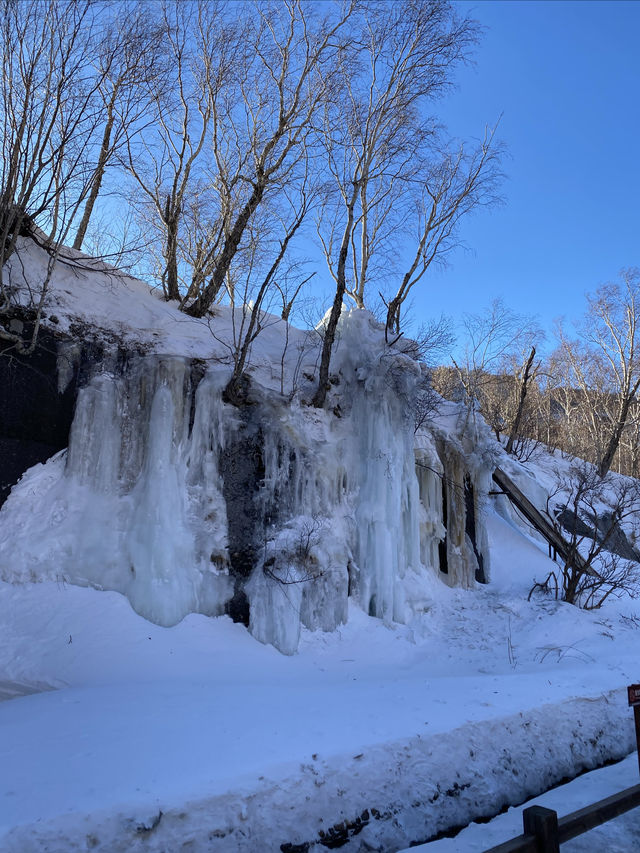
[449,298,542,435]
[504,344,542,454]
[618,399,640,477]
[72,3,165,251]
[530,462,640,609]
[385,127,501,335]
[587,271,640,477]
[553,270,640,477]
[0,0,111,352]
[124,1,211,302]
[312,0,499,408]
[183,0,355,318]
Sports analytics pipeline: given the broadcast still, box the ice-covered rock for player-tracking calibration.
[0,309,493,653]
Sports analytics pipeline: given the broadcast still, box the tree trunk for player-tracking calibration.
[505,346,536,455]
[386,295,401,335]
[312,189,358,409]
[598,395,633,477]
[73,109,115,251]
[164,215,180,302]
[184,179,266,318]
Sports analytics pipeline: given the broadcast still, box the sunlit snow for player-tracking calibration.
[0,240,639,851]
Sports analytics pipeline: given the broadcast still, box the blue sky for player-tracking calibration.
[411,0,640,340]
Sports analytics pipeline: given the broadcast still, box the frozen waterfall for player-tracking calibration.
[0,310,489,653]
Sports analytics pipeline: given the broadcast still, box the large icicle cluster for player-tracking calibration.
[335,312,435,622]
[0,356,233,626]
[0,310,492,653]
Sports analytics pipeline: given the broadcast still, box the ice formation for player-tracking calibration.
[0,309,492,653]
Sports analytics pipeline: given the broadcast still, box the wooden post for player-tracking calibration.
[633,706,640,778]
[628,684,640,776]
[522,805,560,852]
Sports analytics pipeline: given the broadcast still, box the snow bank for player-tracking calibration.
[0,483,638,853]
[0,686,633,852]
[406,752,640,852]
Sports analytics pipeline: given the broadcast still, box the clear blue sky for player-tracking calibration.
[413,0,640,339]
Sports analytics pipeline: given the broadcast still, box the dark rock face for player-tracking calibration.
[0,437,61,504]
[0,310,155,507]
[0,326,77,505]
[218,399,316,625]
[221,420,266,581]
[220,415,266,625]
[464,474,487,584]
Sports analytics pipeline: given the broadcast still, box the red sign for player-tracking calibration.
[627,684,640,707]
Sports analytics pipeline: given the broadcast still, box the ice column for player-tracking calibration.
[343,343,423,620]
[124,384,198,625]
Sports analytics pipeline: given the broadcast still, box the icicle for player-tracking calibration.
[0,308,496,652]
[186,371,229,571]
[123,384,198,625]
[66,373,121,493]
[247,566,302,656]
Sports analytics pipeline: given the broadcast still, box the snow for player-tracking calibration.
[1,239,640,850]
[3,236,320,394]
[1,516,639,850]
[406,754,640,852]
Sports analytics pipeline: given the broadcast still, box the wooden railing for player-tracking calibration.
[483,782,640,852]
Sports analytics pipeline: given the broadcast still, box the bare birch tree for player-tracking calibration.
[123,1,212,302]
[554,270,640,477]
[0,0,111,352]
[385,128,501,335]
[72,3,165,251]
[183,0,355,318]
[312,0,499,408]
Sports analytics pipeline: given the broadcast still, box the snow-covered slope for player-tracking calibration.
[1,240,639,851]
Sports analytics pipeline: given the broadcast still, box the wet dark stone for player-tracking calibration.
[0,324,78,505]
[220,419,265,581]
[225,586,250,626]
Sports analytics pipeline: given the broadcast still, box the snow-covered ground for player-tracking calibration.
[1,502,638,851]
[2,240,639,850]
